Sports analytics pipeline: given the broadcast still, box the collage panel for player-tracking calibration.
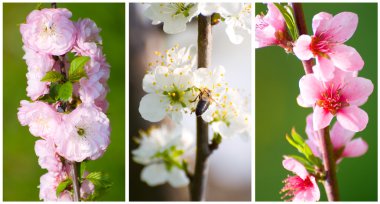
[129,2,252,201]
[3,3,125,201]
[255,2,377,201]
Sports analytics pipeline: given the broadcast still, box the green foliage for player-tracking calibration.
[285,128,321,168]
[155,146,185,171]
[85,172,112,201]
[58,81,73,101]
[41,71,64,83]
[80,161,87,178]
[274,3,299,41]
[56,179,72,197]
[68,56,89,82]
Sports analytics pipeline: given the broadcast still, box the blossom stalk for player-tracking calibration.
[190,14,212,201]
[291,3,339,201]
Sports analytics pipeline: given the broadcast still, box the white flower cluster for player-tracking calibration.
[135,45,251,187]
[144,3,251,44]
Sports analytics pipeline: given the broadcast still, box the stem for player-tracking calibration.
[70,161,81,201]
[290,3,340,201]
[318,128,340,201]
[289,3,313,74]
[190,14,212,201]
[51,2,57,9]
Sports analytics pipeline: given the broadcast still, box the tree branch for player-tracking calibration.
[70,161,81,201]
[190,14,212,201]
[290,3,340,201]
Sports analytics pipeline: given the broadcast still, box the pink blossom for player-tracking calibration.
[39,172,72,201]
[305,114,368,162]
[22,46,55,100]
[17,100,61,139]
[55,104,110,162]
[35,138,62,172]
[293,12,364,81]
[81,171,95,199]
[255,3,287,48]
[299,70,373,132]
[74,18,102,56]
[281,157,320,202]
[20,8,76,55]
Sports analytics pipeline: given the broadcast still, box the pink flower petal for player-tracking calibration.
[313,56,335,81]
[265,3,286,31]
[342,138,368,158]
[282,157,309,179]
[330,44,364,72]
[313,106,334,130]
[341,77,374,105]
[326,12,358,43]
[299,74,323,106]
[297,95,311,108]
[292,176,320,202]
[330,121,355,149]
[337,106,368,132]
[312,12,333,34]
[293,35,314,60]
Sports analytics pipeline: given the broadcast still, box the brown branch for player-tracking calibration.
[70,161,81,201]
[190,14,212,201]
[290,3,340,201]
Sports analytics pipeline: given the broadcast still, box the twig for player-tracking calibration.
[190,14,212,201]
[290,3,340,201]
[70,161,81,201]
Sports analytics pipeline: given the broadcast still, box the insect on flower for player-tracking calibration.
[192,88,214,117]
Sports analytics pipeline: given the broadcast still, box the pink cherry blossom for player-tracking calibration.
[305,114,368,162]
[281,157,320,202]
[255,3,287,48]
[39,171,72,201]
[81,171,95,199]
[299,70,373,132]
[74,18,102,56]
[20,8,76,55]
[22,46,55,100]
[35,138,62,172]
[17,100,61,139]
[55,104,110,162]
[293,12,364,81]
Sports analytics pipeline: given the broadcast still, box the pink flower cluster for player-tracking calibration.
[257,5,374,201]
[18,8,110,201]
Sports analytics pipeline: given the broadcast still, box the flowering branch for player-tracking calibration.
[290,3,340,201]
[190,14,212,201]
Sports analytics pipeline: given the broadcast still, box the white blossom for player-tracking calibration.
[133,125,194,188]
[144,3,199,34]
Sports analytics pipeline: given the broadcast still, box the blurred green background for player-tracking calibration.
[256,3,377,201]
[3,3,125,201]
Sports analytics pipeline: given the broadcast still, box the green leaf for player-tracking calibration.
[49,83,61,100]
[41,71,64,83]
[56,179,72,197]
[291,128,305,145]
[58,81,73,101]
[86,172,112,188]
[285,134,303,153]
[274,3,299,41]
[68,56,89,82]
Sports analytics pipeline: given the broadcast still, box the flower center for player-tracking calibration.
[316,84,349,115]
[310,36,331,57]
[77,128,85,136]
[281,175,314,201]
[163,85,186,107]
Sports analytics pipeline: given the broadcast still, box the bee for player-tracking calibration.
[192,88,213,117]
